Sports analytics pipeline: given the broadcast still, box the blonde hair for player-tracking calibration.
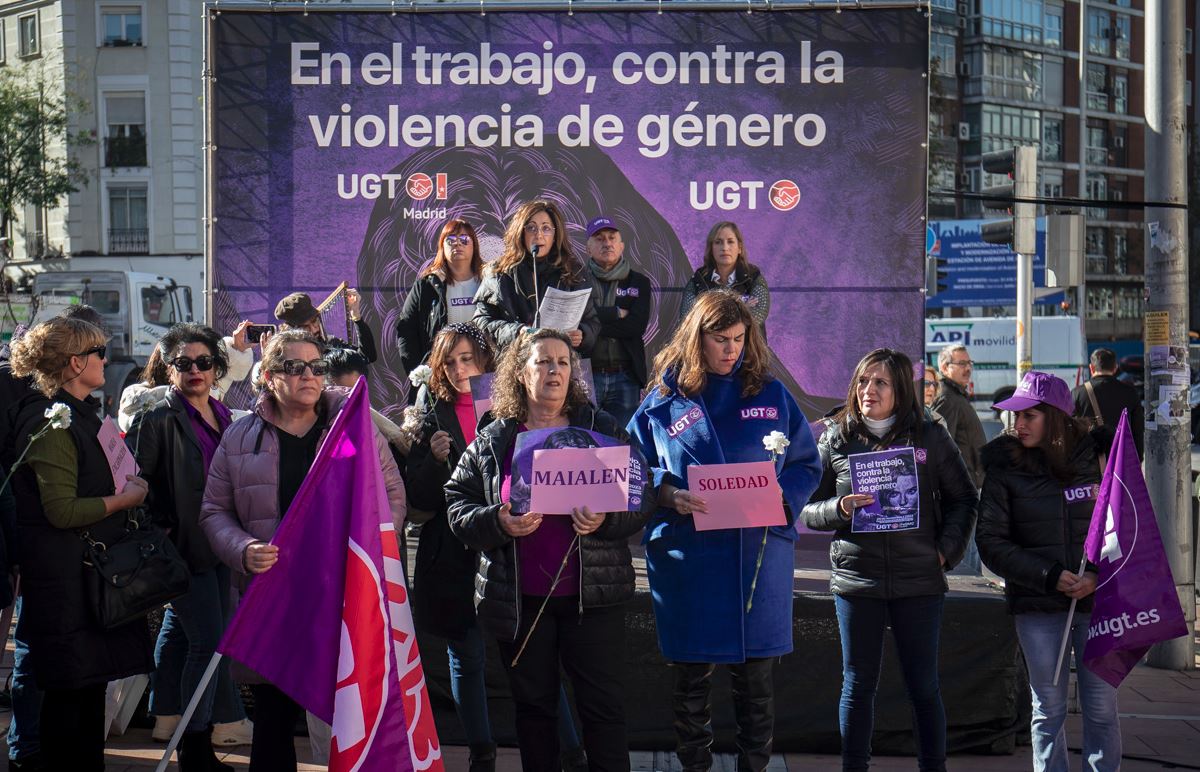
[9,317,107,396]
[648,290,769,399]
[489,329,589,422]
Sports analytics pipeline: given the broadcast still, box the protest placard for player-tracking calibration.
[98,416,138,489]
[687,461,784,532]
[511,428,645,514]
[848,447,919,533]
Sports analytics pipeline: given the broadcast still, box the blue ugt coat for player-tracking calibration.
[627,370,822,664]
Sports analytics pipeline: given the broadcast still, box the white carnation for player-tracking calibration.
[763,430,790,456]
[408,364,433,387]
[44,402,72,430]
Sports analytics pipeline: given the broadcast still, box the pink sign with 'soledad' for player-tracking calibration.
[687,461,785,532]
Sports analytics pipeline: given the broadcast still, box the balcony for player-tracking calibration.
[104,135,147,168]
[1086,146,1110,166]
[108,228,148,255]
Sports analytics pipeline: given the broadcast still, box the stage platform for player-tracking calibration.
[415,537,1031,755]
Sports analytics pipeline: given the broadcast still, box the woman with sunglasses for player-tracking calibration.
[127,324,249,771]
[200,330,406,771]
[6,317,153,770]
[474,199,599,355]
[396,219,486,393]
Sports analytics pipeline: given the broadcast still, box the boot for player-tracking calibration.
[178,728,235,772]
[467,741,497,772]
[730,658,775,772]
[672,662,716,771]
[560,745,588,772]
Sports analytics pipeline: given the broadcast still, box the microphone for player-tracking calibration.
[531,244,540,259]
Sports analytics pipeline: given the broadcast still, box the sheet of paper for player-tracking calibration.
[530,445,633,515]
[98,415,139,490]
[510,428,646,515]
[687,461,785,532]
[848,447,919,533]
[536,286,591,332]
[469,372,495,423]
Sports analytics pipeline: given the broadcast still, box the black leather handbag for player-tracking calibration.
[79,508,190,630]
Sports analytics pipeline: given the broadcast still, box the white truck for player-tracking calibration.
[31,271,194,414]
[925,316,1088,400]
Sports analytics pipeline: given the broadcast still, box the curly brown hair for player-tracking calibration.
[489,329,590,421]
[428,324,493,403]
[487,200,583,285]
[648,290,769,399]
[832,348,923,435]
[9,317,107,396]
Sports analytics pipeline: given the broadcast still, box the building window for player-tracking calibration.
[1087,10,1111,57]
[101,7,143,47]
[931,0,956,10]
[1086,64,1108,112]
[1114,15,1130,60]
[1187,29,1194,55]
[1112,231,1128,274]
[931,32,957,75]
[1042,117,1063,161]
[1086,126,1108,166]
[1085,228,1107,275]
[103,92,147,167]
[1041,168,1063,200]
[981,46,1042,102]
[1110,124,1128,167]
[108,185,149,254]
[979,0,1044,45]
[18,13,38,57]
[1043,6,1063,48]
[1086,173,1107,220]
[1086,287,1113,318]
[980,104,1040,155]
[1115,286,1141,319]
[1112,74,1128,114]
[0,23,6,63]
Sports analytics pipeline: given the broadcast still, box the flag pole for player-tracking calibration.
[156,652,223,772]
[1052,555,1089,687]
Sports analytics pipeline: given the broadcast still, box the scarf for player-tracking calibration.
[588,256,631,306]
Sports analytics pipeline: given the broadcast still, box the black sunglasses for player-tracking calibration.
[77,345,107,360]
[275,359,330,377]
[170,355,215,373]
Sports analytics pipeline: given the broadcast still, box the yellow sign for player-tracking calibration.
[1145,311,1169,347]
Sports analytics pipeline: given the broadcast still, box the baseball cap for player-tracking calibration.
[586,216,618,238]
[992,371,1074,415]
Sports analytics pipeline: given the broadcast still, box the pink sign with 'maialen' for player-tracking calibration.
[687,461,785,532]
[530,445,633,515]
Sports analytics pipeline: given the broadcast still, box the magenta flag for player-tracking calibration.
[218,379,443,771]
[1081,409,1188,688]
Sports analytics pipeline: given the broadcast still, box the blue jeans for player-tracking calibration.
[150,566,246,729]
[834,594,947,772]
[1015,611,1121,772]
[7,596,42,760]
[446,621,581,750]
[592,370,640,431]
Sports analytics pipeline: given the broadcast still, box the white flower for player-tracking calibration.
[136,391,159,413]
[43,402,72,430]
[408,364,433,387]
[763,430,790,457]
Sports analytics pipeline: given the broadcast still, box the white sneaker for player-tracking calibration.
[151,714,181,743]
[211,718,254,747]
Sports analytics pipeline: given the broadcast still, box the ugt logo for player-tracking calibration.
[667,407,704,438]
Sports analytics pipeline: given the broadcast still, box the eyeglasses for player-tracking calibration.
[445,234,472,245]
[523,224,556,236]
[170,355,215,373]
[274,359,330,377]
[77,345,107,360]
[948,359,974,368]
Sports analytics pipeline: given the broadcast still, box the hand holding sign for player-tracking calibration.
[570,506,606,536]
[498,502,543,538]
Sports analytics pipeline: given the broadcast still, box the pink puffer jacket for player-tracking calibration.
[199,386,406,590]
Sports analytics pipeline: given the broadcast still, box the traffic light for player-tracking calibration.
[980,146,1037,254]
[925,254,949,297]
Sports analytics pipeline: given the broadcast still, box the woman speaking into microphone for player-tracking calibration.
[626,290,822,771]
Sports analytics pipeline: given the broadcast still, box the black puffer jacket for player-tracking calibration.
[801,411,978,598]
[445,404,649,642]
[473,257,600,356]
[408,398,478,640]
[976,432,1101,614]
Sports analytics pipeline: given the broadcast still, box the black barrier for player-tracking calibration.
[416,589,1031,754]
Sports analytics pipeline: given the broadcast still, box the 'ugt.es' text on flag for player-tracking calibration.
[1082,409,1188,688]
[218,379,443,771]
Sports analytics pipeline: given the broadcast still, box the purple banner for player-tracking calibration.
[210,8,928,418]
[848,446,919,533]
[1082,410,1189,687]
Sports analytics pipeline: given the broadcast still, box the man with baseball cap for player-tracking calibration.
[273,290,378,366]
[585,216,651,428]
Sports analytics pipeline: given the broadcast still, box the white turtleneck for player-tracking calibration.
[863,414,897,438]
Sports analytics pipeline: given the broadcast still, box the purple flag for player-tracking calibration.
[218,380,443,771]
[1081,410,1188,687]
